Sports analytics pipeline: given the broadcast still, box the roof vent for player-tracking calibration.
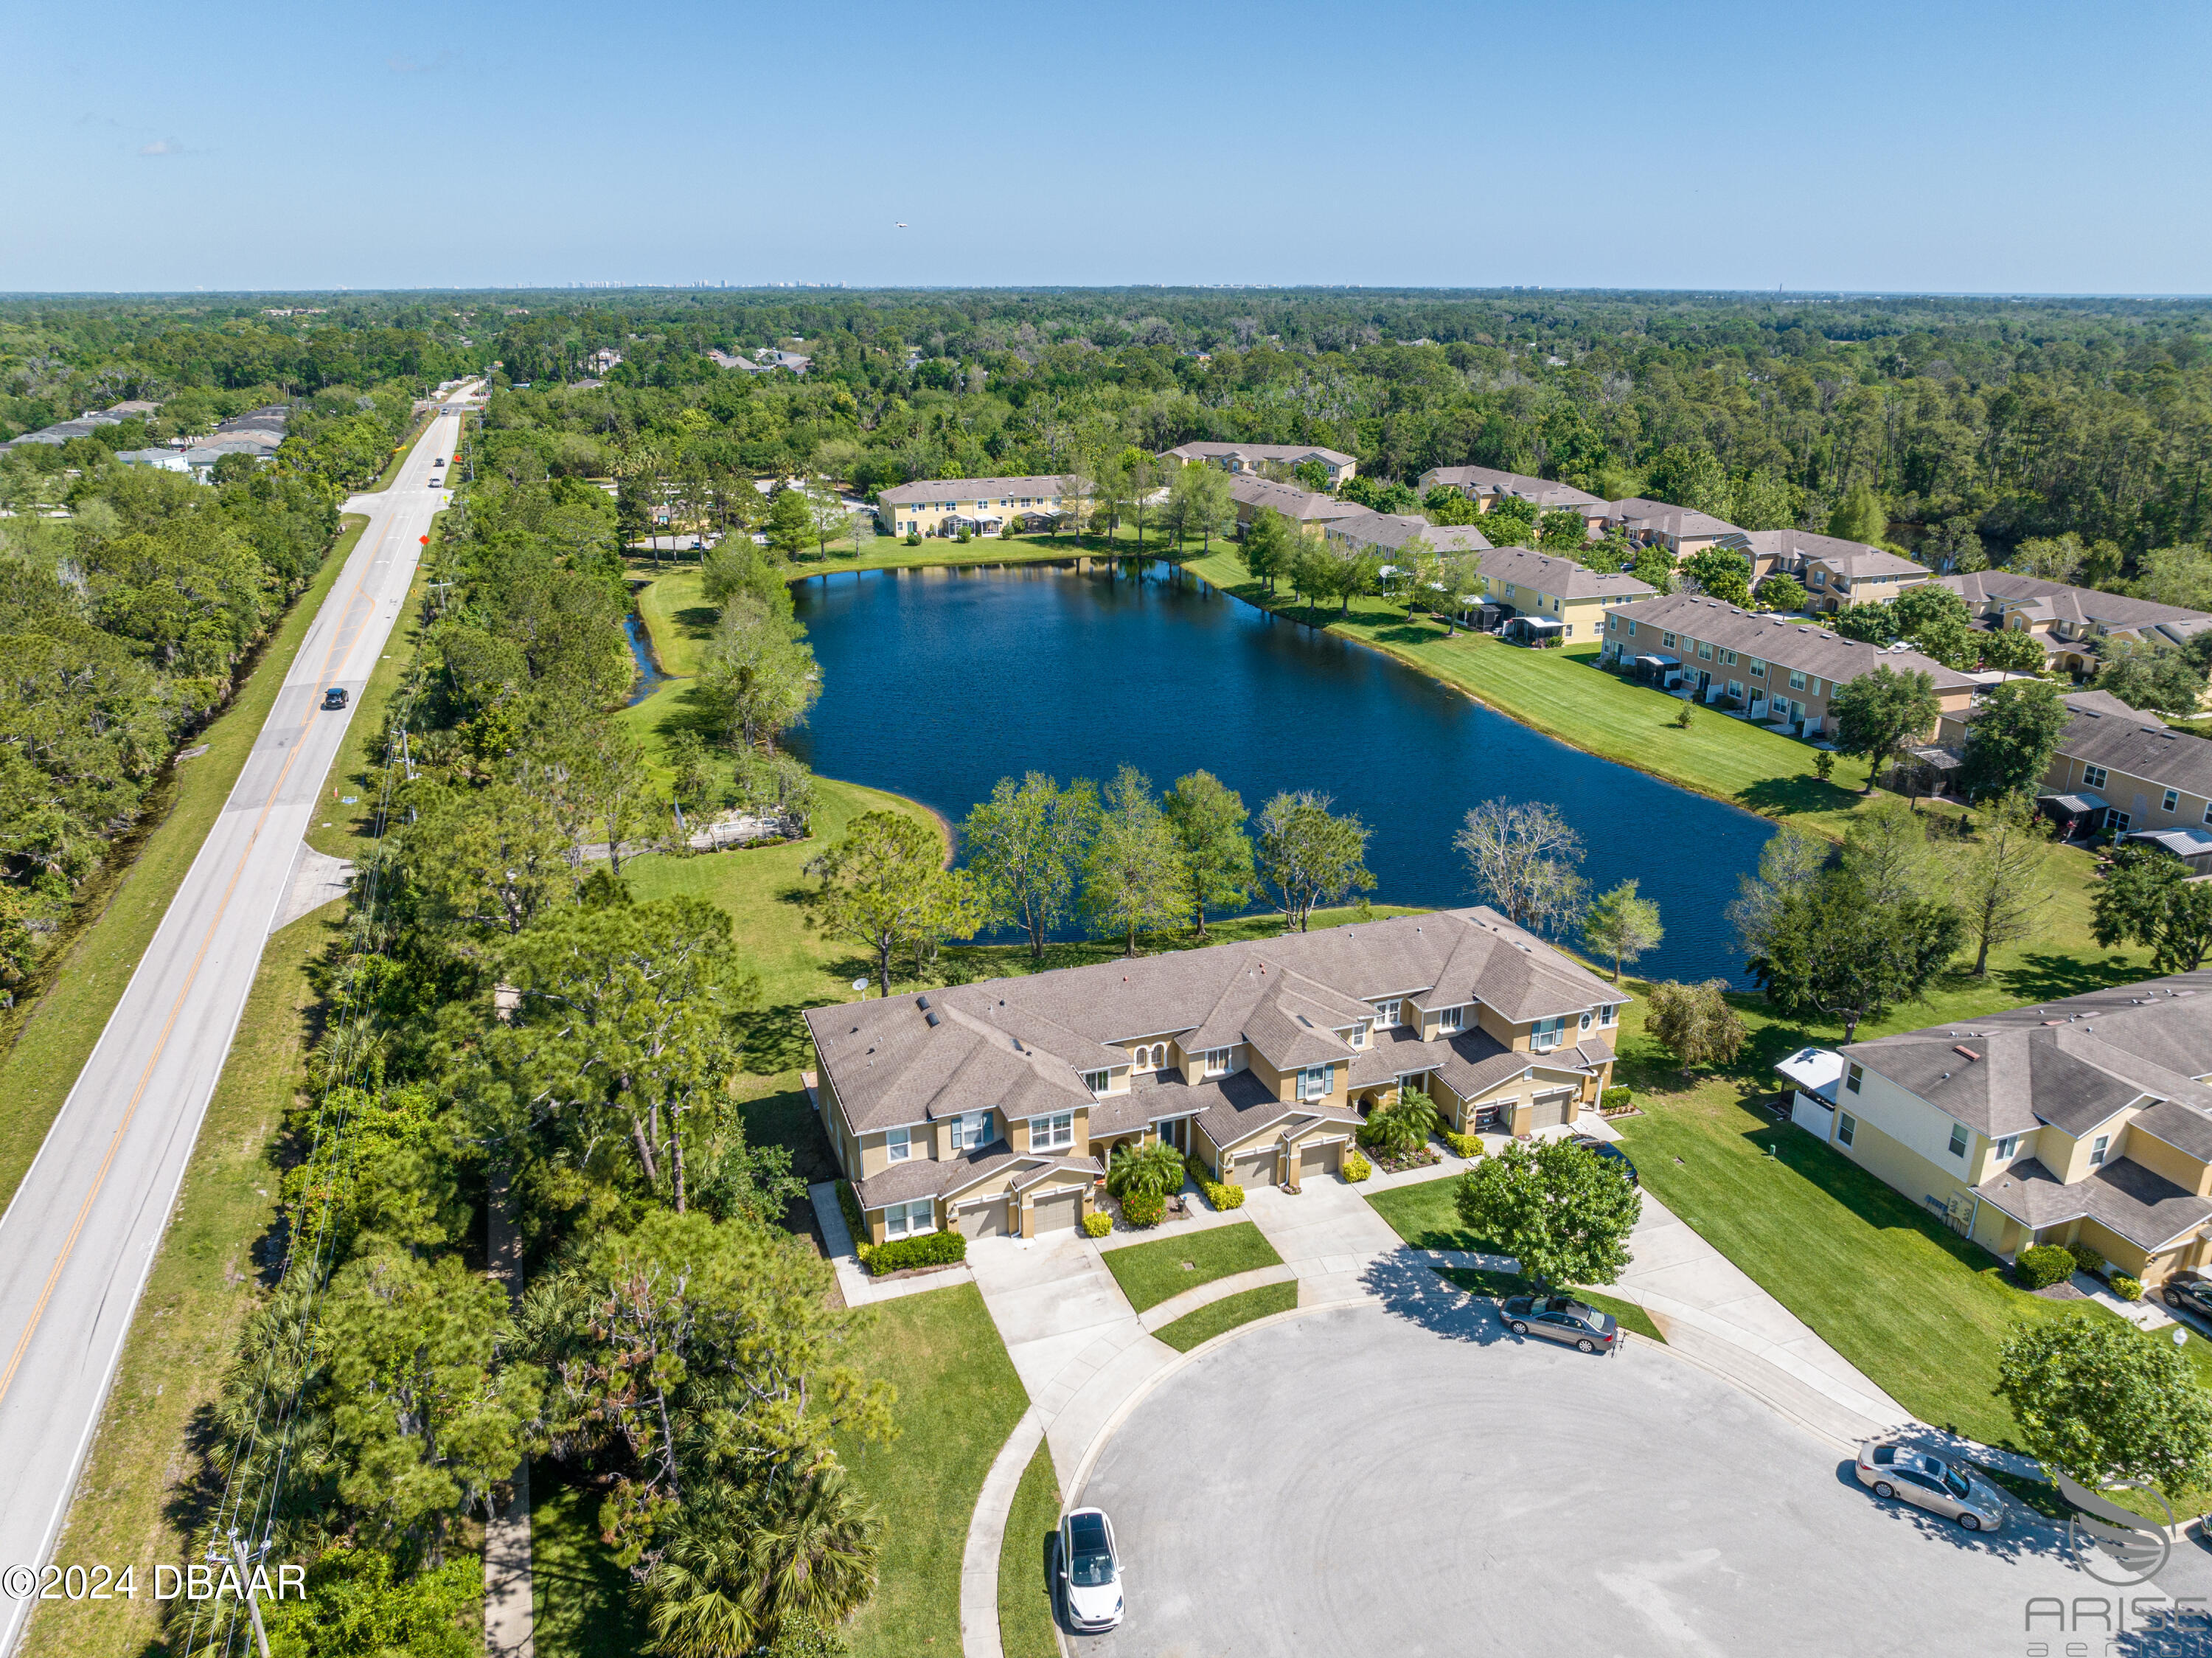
[925,1011,940,1027]
[916,995,931,1010]
[1952,1045,1980,1061]
[1941,1072,1951,1081]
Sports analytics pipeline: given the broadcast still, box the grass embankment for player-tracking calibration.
[1099,1221,1281,1312]
[998,1443,1062,1658]
[0,513,367,1214]
[17,901,344,1658]
[1154,1281,1301,1352]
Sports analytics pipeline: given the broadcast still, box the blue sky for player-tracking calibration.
[3,0,2205,294]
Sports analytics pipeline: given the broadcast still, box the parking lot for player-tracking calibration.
[1057,1260,2212,1658]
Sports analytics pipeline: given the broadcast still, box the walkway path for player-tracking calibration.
[484,1169,535,1658]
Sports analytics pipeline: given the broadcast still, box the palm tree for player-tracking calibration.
[1106,1140,1186,1201]
[643,1522,757,1658]
[742,1467,882,1637]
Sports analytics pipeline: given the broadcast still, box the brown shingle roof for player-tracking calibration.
[1605,498,1747,543]
[1228,476,1370,523]
[1973,1156,2212,1252]
[878,474,1079,504]
[1938,571,2212,642]
[1419,466,1604,512]
[1607,595,1978,691]
[1470,546,1657,604]
[1166,441,1355,468]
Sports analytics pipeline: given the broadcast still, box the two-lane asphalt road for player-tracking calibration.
[0,392,477,1656]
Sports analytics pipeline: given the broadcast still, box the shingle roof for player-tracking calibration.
[1470,546,1657,604]
[878,475,1079,504]
[1605,499,1747,543]
[1742,529,1897,569]
[1938,571,2212,642]
[1805,547,1931,581]
[1419,466,1604,512]
[804,908,1621,1137]
[1843,972,2212,1139]
[2045,696,2212,802]
[1324,511,1494,555]
[1228,476,1370,523]
[851,1142,1102,1209]
[1973,1156,2212,1251]
[1166,441,1355,468]
[1608,595,1979,691]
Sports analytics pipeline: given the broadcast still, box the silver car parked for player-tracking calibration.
[1855,1440,2004,1532]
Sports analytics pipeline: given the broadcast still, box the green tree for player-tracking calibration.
[1105,1140,1186,1201]
[1453,798,1589,936]
[763,487,815,561]
[1996,1318,2212,1496]
[1728,468,1798,532]
[700,594,819,750]
[1240,507,1293,594]
[1680,547,1753,606]
[1084,765,1189,954]
[804,811,972,997]
[1628,544,1676,593]
[1643,979,1747,1069]
[1256,790,1374,932]
[2132,544,2212,612]
[2092,847,2212,971]
[1332,548,1382,616]
[1423,485,1480,526]
[1924,515,1986,573]
[1958,793,2051,975]
[1829,665,1941,794]
[1960,678,2070,800]
[962,772,1099,959]
[1536,508,1589,552]
[1484,495,1538,547]
[1454,1138,1643,1291]
[1826,482,1888,545]
[1754,572,1808,612]
[1644,444,1731,516]
[1582,880,1664,982]
[1978,626,2048,674]
[1747,870,1964,1041]
[1360,1089,1439,1159]
[2094,637,2208,715]
[1161,770,1255,935]
[261,1550,482,1658]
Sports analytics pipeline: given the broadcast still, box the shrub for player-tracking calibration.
[835,1180,867,1246]
[2016,1244,2078,1290]
[1119,1190,1166,1228]
[867,1228,968,1275]
[1341,1149,1372,1183]
[1604,1086,1634,1112]
[2113,1274,2144,1302]
[1082,1210,1113,1239]
[2068,1242,2107,1277]
[1185,1154,1245,1210]
[1362,1092,1440,1159]
[1107,1140,1186,1201]
[1441,1130,1483,1159]
[904,528,922,546]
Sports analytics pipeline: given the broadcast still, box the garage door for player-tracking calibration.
[1529,1090,1576,1131]
[956,1197,1007,1240]
[1234,1150,1276,1188]
[1029,1188,1082,1234]
[1299,1140,1341,1180]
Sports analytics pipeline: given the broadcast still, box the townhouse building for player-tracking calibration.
[1321,512,1492,559]
[1601,594,1976,737]
[805,908,1625,1244]
[1228,475,1373,537]
[1738,530,1930,610]
[1935,570,2212,674]
[1164,440,1358,487]
[1416,465,1609,529]
[1938,687,2212,841]
[1795,976,2212,1286]
[876,474,1081,538]
[1601,499,1748,562]
[1451,546,1655,643]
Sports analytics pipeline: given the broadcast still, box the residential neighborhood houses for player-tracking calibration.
[1938,686,2212,842]
[1938,567,2212,673]
[807,908,1623,1246]
[875,473,1079,538]
[1166,439,1358,486]
[1449,544,1657,642]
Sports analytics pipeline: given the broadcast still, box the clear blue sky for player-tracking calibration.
[4,0,2205,295]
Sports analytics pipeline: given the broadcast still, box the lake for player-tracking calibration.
[789,562,1774,985]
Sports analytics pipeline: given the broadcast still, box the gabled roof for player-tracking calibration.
[1604,498,1747,544]
[2045,695,2212,802]
[1227,476,1370,523]
[1938,570,2212,642]
[1608,595,1978,691]
[1470,546,1656,604]
[1165,440,1355,468]
[878,474,1079,504]
[1324,511,1494,555]
[1742,528,1891,567]
[1973,1156,2212,1252]
[1419,466,1604,512]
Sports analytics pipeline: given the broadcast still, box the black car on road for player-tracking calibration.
[2165,1272,2212,1322]
[321,687,349,710]
[1500,1294,1618,1354]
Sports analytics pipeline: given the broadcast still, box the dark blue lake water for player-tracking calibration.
[790,563,1771,985]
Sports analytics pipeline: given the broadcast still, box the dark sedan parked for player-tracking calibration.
[2166,1272,2212,1321]
[1500,1294,1618,1354]
[1571,1134,1639,1187]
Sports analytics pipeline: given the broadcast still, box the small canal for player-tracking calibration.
[790,562,1774,985]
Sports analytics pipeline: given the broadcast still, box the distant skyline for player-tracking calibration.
[4,0,2207,296]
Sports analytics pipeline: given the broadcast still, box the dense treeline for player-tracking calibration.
[188,447,883,1658]
[0,381,427,994]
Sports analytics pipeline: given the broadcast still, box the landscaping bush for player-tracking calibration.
[1082,1210,1113,1239]
[2016,1244,2079,1290]
[1342,1149,1371,1183]
[1107,1140,1186,1202]
[904,528,921,546]
[1361,1092,1439,1159]
[1185,1154,1245,1210]
[836,1179,867,1244]
[866,1228,968,1275]
[2067,1242,2107,1277]
[1441,1129,1483,1159]
[1119,1190,1166,1228]
[1602,1086,1635,1113]
[2112,1274,2144,1302]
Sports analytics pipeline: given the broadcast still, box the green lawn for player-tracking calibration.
[0,513,366,1213]
[838,1285,1030,1658]
[532,1466,644,1658]
[1153,1281,1301,1352]
[1364,1173,1497,1253]
[633,562,715,677]
[997,1441,1061,1658]
[17,901,340,1658]
[1099,1220,1282,1312]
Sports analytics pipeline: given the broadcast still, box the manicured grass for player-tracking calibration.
[633,562,714,677]
[1099,1220,1282,1312]
[838,1285,1030,1658]
[15,901,339,1658]
[0,513,366,1214]
[532,1466,644,1658]
[1153,1280,1301,1352]
[1434,1266,1666,1344]
[997,1440,1062,1658]
[1365,1172,1495,1254]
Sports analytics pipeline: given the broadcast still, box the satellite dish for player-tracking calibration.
[852,978,869,992]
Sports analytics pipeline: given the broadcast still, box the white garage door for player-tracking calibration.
[957,1196,1008,1239]
[1234,1149,1276,1188]
[1029,1188,1082,1233]
[1299,1140,1340,1180]
[1530,1090,1576,1131]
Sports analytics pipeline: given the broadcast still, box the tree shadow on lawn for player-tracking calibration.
[1992,950,2154,1006]
[1734,774,1867,819]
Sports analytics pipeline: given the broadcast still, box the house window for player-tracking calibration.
[1029,1111,1074,1151]
[2166,789,2180,812]
[2202,801,2212,827]
[1599,1004,1616,1027]
[1579,1010,1594,1033]
[1374,999,1402,1027]
[1750,660,1766,679]
[883,1199,935,1239]
[950,1110,995,1151]
[1437,1005,1464,1033]
[1809,569,1827,586]
[1082,1070,1110,1094]
[2084,764,2108,790]
[1697,642,1713,660]
[1345,1022,1366,1049]
[1296,1064,1331,1100]
[2091,1134,2110,1166]
[1203,1047,1229,1076]
[1948,1123,1969,1158]
[1845,1062,1863,1094]
[1531,1016,1565,1051]
[1789,670,1807,690]
[1994,1135,2018,1160]
[2110,811,2132,832]
[1626,620,1637,637]
[1608,617,1619,633]
[886,1125,911,1163]
[1722,650,1737,666]
[1837,1112,1856,1146]
[1662,632,1677,649]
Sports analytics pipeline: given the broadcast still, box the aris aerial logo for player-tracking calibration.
[2051,1468,2174,1586]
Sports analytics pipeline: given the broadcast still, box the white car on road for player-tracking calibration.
[1059,1508,1124,1633]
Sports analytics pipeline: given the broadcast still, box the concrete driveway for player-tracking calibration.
[1062,1259,2212,1658]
